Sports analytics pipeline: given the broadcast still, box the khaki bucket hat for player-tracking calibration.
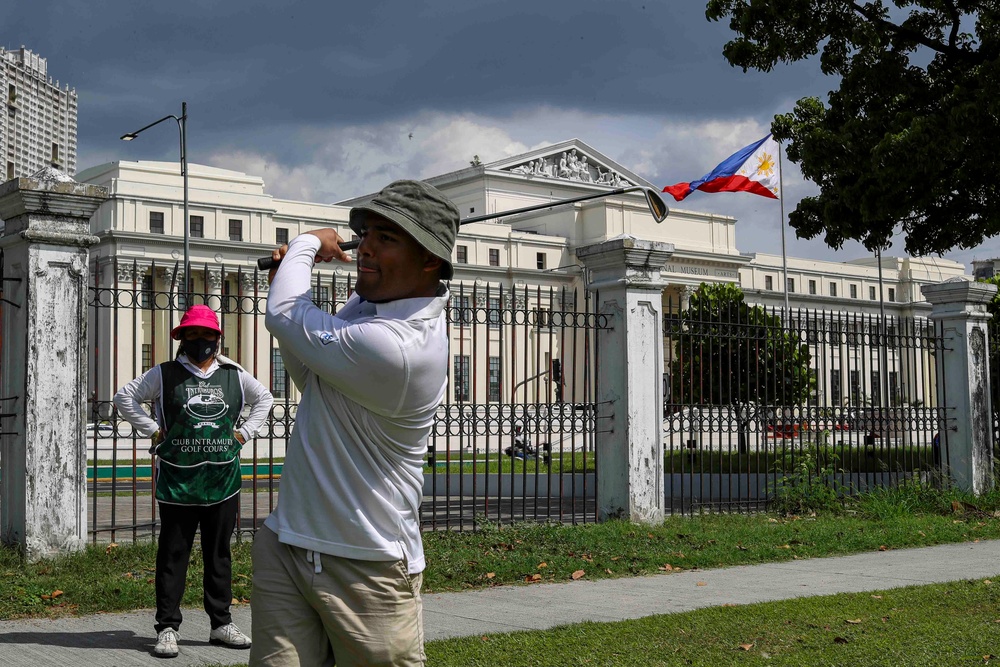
[349,180,460,280]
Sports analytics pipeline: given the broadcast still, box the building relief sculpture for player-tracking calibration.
[503,149,633,187]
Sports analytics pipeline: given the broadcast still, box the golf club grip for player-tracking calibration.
[257,239,361,271]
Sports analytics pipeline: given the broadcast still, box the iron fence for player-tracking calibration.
[663,293,949,513]
[85,258,606,541]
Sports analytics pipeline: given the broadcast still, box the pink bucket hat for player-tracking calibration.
[171,305,222,340]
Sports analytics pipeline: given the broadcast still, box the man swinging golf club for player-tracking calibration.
[252,180,458,666]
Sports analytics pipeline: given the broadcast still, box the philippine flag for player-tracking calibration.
[662,134,781,202]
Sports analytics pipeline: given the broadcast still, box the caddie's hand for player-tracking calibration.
[234,431,246,446]
[306,229,351,264]
[148,430,162,455]
[267,244,289,283]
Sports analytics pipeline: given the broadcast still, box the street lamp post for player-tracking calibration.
[121,102,189,294]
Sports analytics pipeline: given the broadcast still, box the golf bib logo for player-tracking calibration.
[184,381,229,426]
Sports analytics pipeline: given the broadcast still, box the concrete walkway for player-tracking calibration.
[1,540,998,666]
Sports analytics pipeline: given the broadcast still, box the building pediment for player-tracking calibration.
[483,139,652,190]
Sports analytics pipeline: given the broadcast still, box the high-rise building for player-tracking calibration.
[1,46,77,181]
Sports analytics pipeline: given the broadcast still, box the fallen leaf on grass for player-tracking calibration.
[878,545,889,551]
[659,564,674,572]
[738,643,753,651]
[605,569,613,575]
[871,595,882,599]
[722,603,738,608]
[484,572,495,579]
[776,544,791,549]
[571,570,585,580]
[39,590,63,601]
[105,543,118,555]
[537,562,547,569]
[845,619,862,625]
[984,580,993,586]
[525,574,542,583]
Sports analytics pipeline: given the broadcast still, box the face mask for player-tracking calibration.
[182,337,218,363]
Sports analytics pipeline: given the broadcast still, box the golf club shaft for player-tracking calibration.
[256,186,667,271]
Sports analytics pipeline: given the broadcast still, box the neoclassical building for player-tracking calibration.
[78,139,966,408]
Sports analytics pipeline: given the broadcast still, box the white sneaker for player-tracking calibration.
[209,622,252,649]
[153,628,179,658]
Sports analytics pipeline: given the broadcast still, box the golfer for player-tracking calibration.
[114,304,273,658]
[252,180,458,666]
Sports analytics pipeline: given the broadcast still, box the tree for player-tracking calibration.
[668,282,815,405]
[705,1,1000,256]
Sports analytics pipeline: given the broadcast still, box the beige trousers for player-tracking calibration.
[249,526,425,666]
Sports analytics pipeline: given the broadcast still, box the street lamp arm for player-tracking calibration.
[120,113,182,141]
[119,102,190,295]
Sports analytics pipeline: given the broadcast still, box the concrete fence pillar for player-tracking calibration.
[576,235,674,523]
[0,169,106,559]
[921,278,997,496]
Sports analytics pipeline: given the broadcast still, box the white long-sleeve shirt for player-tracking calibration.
[264,234,449,574]
[113,354,274,444]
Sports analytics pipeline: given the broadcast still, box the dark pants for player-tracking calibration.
[155,494,239,633]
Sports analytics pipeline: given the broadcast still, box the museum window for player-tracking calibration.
[849,370,861,406]
[276,227,289,245]
[271,348,288,399]
[871,371,881,405]
[450,295,473,325]
[488,296,501,329]
[489,248,500,266]
[809,280,817,295]
[142,344,153,373]
[536,253,546,270]
[829,282,837,297]
[765,275,773,291]
[850,284,858,299]
[456,245,468,264]
[869,286,876,300]
[453,355,470,402]
[149,211,164,235]
[786,278,795,292]
[140,274,153,309]
[189,215,204,238]
[829,369,841,404]
[229,219,243,242]
[488,356,502,402]
[888,288,895,302]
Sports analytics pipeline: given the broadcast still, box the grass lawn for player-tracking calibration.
[3,481,1000,665]
[202,579,1000,667]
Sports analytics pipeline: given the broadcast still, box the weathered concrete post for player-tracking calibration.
[0,168,106,559]
[921,278,997,496]
[576,235,674,523]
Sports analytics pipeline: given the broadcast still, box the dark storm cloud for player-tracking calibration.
[6,0,827,167]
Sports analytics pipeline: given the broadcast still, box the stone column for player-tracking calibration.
[0,169,106,559]
[576,235,674,523]
[921,278,996,496]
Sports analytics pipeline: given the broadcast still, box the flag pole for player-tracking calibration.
[778,141,789,314]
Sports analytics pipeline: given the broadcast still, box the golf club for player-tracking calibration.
[256,185,669,270]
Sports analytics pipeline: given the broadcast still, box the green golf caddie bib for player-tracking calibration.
[155,361,243,505]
